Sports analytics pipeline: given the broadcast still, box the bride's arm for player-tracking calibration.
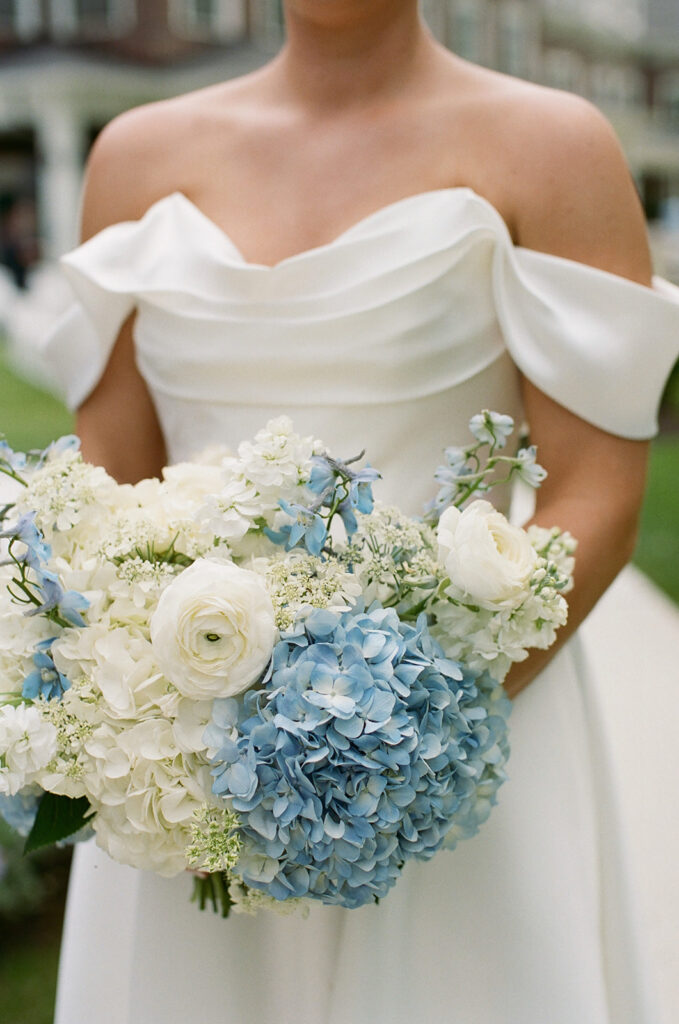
[503,94,652,698]
[75,313,167,483]
[71,108,183,483]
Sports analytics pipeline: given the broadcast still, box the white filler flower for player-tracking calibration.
[437,500,538,609]
[150,559,276,699]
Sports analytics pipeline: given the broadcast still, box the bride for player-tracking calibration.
[43,1,679,1022]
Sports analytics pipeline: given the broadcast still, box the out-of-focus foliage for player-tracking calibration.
[0,339,74,451]
[634,436,679,603]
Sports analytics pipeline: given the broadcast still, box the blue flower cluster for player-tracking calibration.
[425,411,547,522]
[23,639,71,701]
[206,605,510,909]
[0,511,89,629]
[265,451,380,557]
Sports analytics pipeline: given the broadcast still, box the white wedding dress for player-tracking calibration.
[41,188,679,1024]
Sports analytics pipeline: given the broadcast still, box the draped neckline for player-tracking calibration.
[157,186,501,271]
[134,187,663,299]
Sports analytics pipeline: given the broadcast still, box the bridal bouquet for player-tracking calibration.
[0,413,574,916]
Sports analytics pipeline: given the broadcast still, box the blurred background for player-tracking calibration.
[0,2,677,1022]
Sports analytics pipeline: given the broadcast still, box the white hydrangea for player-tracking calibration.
[0,704,57,795]
[38,690,98,799]
[89,743,211,876]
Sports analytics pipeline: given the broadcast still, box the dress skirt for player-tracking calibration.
[54,628,660,1024]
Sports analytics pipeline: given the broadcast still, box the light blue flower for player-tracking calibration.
[469,411,514,449]
[308,457,336,498]
[0,512,52,571]
[207,604,511,909]
[514,446,547,488]
[25,568,89,626]
[308,454,380,535]
[22,642,71,701]
[265,500,328,557]
[36,435,80,467]
[0,440,26,473]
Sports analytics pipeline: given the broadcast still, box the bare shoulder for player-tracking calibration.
[458,68,652,282]
[79,77,252,242]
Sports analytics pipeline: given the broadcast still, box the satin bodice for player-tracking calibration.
[42,188,679,513]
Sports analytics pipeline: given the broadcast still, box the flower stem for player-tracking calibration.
[191,872,233,918]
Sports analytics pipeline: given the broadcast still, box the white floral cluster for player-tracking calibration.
[0,417,322,875]
[341,503,441,609]
[195,417,316,552]
[429,503,577,680]
[263,551,363,630]
[0,414,575,896]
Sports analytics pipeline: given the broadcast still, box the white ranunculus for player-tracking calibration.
[150,559,276,699]
[437,500,538,609]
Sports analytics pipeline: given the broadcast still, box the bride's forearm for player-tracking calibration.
[504,494,641,699]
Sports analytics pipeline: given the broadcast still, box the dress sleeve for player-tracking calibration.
[39,212,160,411]
[492,244,679,439]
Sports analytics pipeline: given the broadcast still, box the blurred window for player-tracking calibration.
[0,0,42,40]
[590,63,645,110]
[657,72,679,127]
[543,49,587,95]
[48,0,136,40]
[251,0,284,49]
[419,0,446,41]
[449,0,487,64]
[497,1,533,80]
[169,0,247,43]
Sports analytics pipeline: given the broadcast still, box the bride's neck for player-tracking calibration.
[271,0,435,110]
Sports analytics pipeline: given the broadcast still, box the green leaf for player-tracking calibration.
[24,793,92,854]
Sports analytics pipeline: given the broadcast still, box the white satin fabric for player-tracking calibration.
[44,188,679,1024]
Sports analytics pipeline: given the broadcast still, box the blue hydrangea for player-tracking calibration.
[206,605,510,909]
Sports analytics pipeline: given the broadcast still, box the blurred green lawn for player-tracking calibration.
[0,345,677,1024]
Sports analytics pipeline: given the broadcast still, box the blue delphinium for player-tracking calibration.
[35,434,80,468]
[264,500,328,557]
[0,512,51,571]
[0,439,27,478]
[425,410,547,523]
[206,605,510,909]
[514,445,548,488]
[308,453,380,539]
[22,641,71,701]
[468,411,514,448]
[26,568,89,626]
